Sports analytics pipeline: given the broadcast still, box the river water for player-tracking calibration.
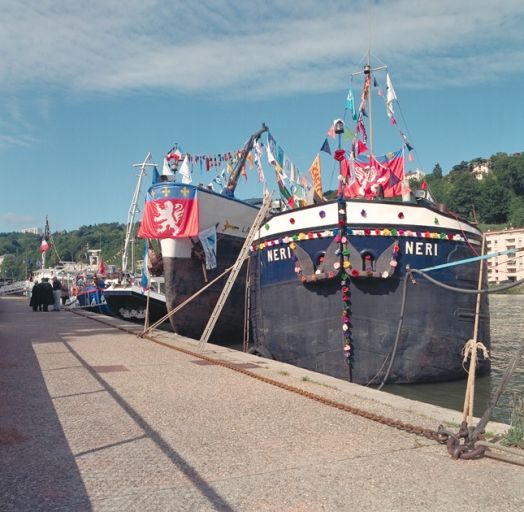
[383,294,524,425]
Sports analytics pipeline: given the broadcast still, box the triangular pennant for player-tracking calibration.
[320,138,332,155]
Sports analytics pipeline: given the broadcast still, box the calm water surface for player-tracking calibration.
[383,294,524,424]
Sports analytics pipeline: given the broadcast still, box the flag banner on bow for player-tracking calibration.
[138,185,199,239]
[309,153,324,200]
[198,225,218,270]
[354,149,404,198]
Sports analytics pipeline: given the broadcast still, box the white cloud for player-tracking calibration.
[0,0,523,97]
[0,212,36,226]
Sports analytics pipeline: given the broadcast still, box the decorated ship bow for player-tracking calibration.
[138,126,267,342]
[248,60,490,385]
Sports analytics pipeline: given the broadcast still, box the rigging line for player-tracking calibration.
[445,208,480,256]
[488,251,524,271]
[394,97,425,171]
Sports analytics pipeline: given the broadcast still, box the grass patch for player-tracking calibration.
[277,370,290,377]
[500,427,524,449]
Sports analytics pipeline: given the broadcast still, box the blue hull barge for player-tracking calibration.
[248,198,490,385]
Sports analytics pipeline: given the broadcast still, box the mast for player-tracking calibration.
[122,153,157,274]
[225,124,268,195]
[351,55,386,156]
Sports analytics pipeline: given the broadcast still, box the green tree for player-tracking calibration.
[509,197,524,227]
[432,163,443,180]
[476,177,510,224]
[445,172,480,219]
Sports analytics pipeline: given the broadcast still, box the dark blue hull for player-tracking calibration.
[163,233,248,343]
[249,202,491,385]
[103,288,167,325]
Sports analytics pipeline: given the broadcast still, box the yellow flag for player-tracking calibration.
[309,153,323,199]
[246,152,254,169]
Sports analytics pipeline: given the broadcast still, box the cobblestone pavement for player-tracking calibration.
[1,296,523,511]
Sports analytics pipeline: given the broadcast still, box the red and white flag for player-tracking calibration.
[39,239,49,254]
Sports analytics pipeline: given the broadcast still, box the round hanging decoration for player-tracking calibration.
[264,223,270,230]
[298,232,306,240]
[398,212,404,219]
[434,217,439,224]
[289,218,295,224]
[361,209,367,217]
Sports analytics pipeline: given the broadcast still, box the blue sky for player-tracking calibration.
[1,0,523,233]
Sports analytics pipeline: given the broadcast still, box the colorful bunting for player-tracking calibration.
[309,153,323,200]
[320,138,332,155]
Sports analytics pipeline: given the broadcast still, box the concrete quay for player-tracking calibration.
[1,295,523,511]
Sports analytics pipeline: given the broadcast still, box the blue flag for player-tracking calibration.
[320,138,331,155]
[140,240,149,291]
[346,88,357,121]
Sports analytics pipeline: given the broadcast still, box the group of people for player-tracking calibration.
[29,276,68,312]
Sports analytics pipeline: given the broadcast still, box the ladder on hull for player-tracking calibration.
[198,194,271,351]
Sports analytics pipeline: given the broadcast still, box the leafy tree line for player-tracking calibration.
[418,152,524,226]
[0,222,135,281]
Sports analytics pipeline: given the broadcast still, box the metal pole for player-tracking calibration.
[122,153,156,273]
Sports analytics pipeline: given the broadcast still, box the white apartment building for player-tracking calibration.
[21,227,42,235]
[485,227,524,283]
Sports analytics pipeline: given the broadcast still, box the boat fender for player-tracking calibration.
[247,345,274,360]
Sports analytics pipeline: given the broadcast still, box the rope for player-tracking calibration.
[138,262,243,337]
[462,236,486,424]
[409,268,524,294]
[375,266,524,390]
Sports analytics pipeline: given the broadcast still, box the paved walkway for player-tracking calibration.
[1,295,523,511]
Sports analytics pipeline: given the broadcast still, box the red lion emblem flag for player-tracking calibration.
[138,185,199,239]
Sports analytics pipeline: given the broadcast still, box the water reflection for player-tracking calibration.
[383,294,524,424]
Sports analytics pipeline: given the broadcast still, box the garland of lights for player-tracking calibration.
[337,198,353,372]
[252,227,466,253]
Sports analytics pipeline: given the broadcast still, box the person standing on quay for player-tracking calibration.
[52,276,62,311]
[39,278,54,312]
[29,280,41,312]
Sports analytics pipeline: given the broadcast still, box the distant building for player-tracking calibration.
[485,227,524,283]
[21,227,42,235]
[471,162,490,180]
[405,169,426,183]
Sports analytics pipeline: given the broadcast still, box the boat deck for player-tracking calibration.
[1,295,522,511]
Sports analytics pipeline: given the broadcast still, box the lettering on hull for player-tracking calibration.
[267,246,292,262]
[405,241,438,256]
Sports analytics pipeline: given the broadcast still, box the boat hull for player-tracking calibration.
[157,185,259,343]
[76,285,112,315]
[103,287,168,325]
[249,200,491,385]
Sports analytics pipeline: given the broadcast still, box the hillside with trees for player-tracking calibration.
[0,222,129,282]
[417,152,524,227]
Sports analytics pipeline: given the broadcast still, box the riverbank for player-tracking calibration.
[1,295,523,511]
